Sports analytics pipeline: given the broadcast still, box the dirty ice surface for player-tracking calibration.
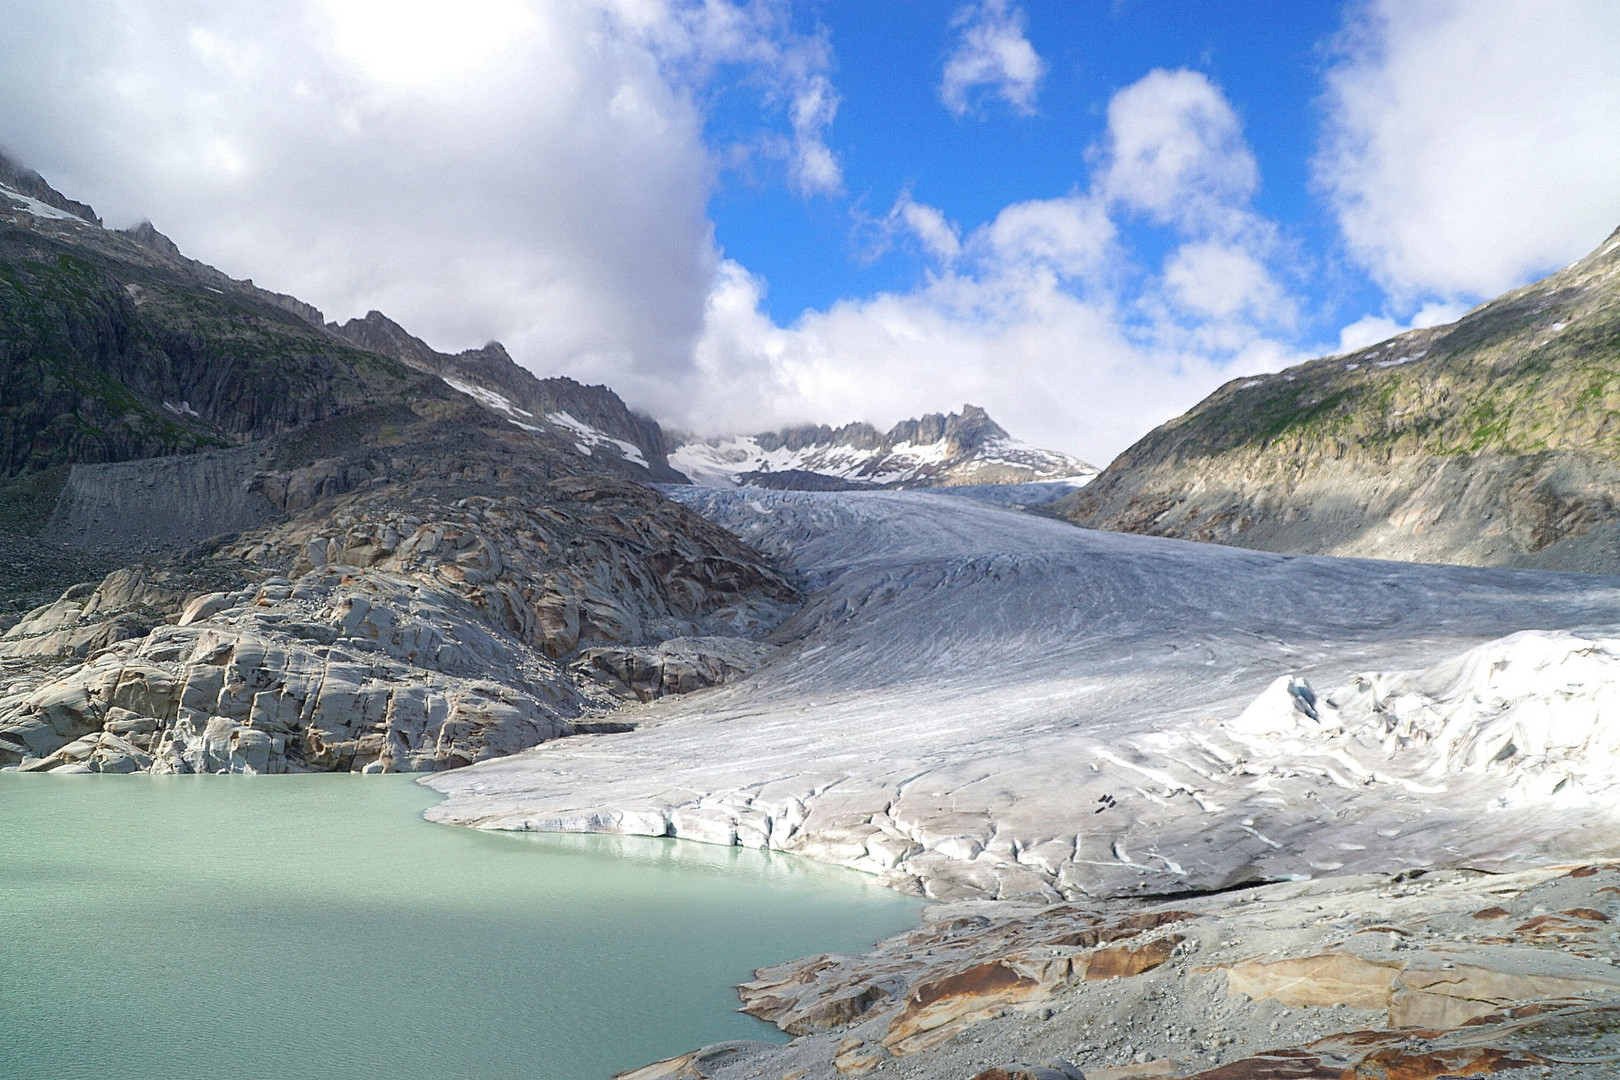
[428,490,1620,901]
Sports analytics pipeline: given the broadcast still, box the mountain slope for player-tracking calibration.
[332,310,685,483]
[671,404,1095,489]
[1061,226,1620,573]
[0,155,797,771]
[0,173,437,478]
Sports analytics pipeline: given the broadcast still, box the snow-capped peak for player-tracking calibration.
[670,406,1096,490]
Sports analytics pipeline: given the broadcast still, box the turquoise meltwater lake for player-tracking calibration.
[0,774,919,1080]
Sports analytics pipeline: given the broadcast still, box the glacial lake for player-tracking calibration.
[0,774,920,1080]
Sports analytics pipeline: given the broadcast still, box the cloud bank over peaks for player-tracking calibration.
[0,0,839,404]
[941,0,1045,117]
[680,68,1303,464]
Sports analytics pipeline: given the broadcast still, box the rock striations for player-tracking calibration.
[1062,225,1620,575]
[670,405,1096,490]
[0,155,796,773]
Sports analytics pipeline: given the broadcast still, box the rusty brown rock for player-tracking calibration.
[1513,914,1601,936]
[883,959,1048,1055]
[1077,935,1184,981]
[1562,907,1610,921]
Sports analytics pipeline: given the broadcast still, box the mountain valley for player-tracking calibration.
[5,152,1620,1080]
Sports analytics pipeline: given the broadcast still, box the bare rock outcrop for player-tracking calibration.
[637,862,1620,1079]
[0,466,797,774]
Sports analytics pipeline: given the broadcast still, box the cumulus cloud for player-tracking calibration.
[676,70,1301,464]
[688,253,1211,465]
[978,194,1116,280]
[0,0,833,403]
[941,0,1045,117]
[1162,241,1292,323]
[1334,302,1468,355]
[1317,0,1620,301]
[1098,68,1259,235]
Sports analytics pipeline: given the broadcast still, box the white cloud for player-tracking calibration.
[1317,0,1620,301]
[1162,241,1292,323]
[890,192,963,264]
[1334,301,1468,355]
[0,0,835,405]
[676,72,1301,465]
[688,254,1228,466]
[941,0,1045,117]
[978,194,1115,280]
[1098,68,1258,235]
[787,72,842,194]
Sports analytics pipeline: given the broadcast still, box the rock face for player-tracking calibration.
[0,164,448,477]
[332,310,686,484]
[0,156,799,773]
[1062,225,1620,574]
[670,405,1096,489]
[0,467,796,774]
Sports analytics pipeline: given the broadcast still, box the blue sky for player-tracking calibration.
[2,1,1618,462]
[713,1,1355,325]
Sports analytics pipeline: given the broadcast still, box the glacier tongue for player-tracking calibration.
[426,488,1620,901]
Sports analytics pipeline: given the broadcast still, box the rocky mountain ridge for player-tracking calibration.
[671,404,1096,490]
[1062,225,1620,574]
[0,154,798,772]
[331,310,685,483]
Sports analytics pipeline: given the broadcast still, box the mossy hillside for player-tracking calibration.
[1126,235,1620,477]
[1060,228,1620,568]
[0,223,437,477]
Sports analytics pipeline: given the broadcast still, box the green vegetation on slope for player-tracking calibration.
[0,223,439,478]
[1131,236,1620,471]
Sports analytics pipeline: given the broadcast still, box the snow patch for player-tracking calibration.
[669,432,1093,489]
[440,377,649,466]
[0,183,95,225]
[1373,350,1426,368]
[544,411,649,468]
[441,376,534,421]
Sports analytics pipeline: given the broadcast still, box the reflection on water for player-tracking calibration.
[0,774,919,1080]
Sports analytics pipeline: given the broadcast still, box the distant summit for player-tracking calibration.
[671,405,1096,490]
[0,151,100,224]
[331,311,684,483]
